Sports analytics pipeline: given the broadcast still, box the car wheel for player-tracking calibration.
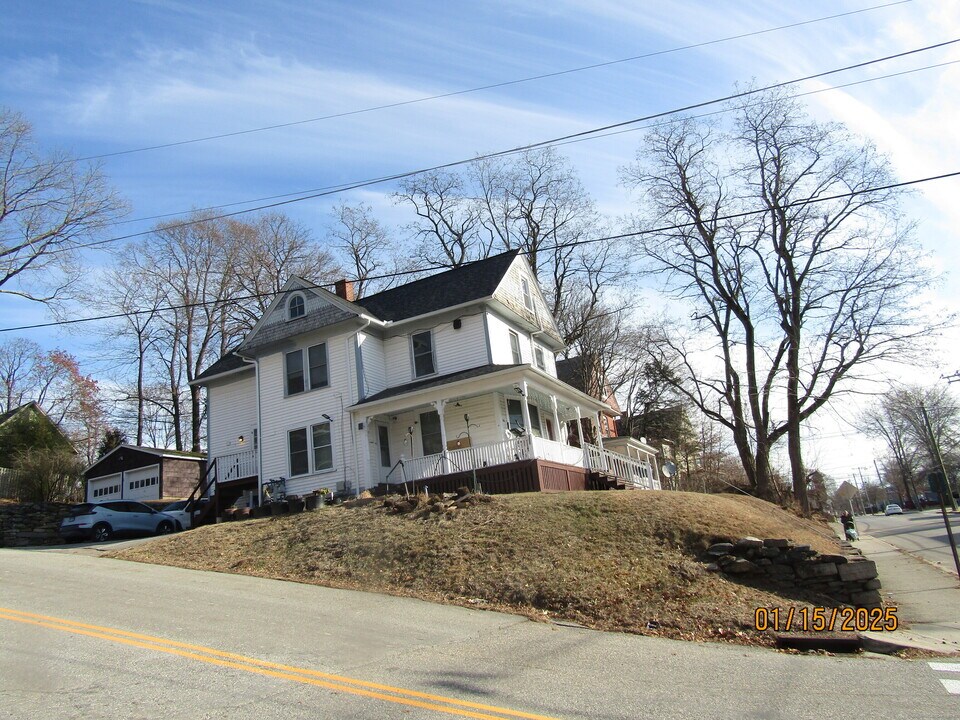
[92,523,112,542]
[156,520,174,535]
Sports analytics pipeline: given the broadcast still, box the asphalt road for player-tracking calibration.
[857,511,960,576]
[1,545,958,719]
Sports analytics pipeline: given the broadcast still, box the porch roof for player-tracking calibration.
[349,363,615,417]
[359,364,520,404]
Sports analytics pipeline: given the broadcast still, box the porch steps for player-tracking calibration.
[589,471,626,491]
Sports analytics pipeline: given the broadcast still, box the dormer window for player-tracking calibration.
[287,293,305,320]
[520,277,533,311]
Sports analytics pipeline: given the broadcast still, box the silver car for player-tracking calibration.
[159,499,208,530]
[59,501,181,542]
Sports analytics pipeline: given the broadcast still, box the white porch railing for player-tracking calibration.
[398,436,532,482]
[216,449,258,483]
[390,435,659,490]
[584,444,659,490]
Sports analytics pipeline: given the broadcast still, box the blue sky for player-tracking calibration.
[2,0,959,479]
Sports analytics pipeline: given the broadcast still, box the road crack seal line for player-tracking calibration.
[0,606,561,720]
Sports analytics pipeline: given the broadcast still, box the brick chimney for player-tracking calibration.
[334,279,355,302]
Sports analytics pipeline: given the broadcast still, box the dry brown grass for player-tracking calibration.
[111,490,844,645]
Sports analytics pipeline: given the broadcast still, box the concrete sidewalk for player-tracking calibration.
[853,530,960,654]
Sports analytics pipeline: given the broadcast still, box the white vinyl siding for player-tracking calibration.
[383,313,488,387]
[358,332,386,398]
[258,328,353,496]
[206,371,258,461]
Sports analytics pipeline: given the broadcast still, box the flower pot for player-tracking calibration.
[304,495,321,511]
[287,496,305,513]
[270,501,289,516]
[251,505,267,519]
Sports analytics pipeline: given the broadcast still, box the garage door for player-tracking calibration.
[88,473,122,502]
[125,464,160,501]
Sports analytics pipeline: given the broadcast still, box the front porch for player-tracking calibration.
[352,365,661,495]
[382,434,659,493]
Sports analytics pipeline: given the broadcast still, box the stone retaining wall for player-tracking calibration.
[0,502,76,546]
[705,536,882,608]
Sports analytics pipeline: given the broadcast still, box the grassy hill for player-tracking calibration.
[112,491,843,645]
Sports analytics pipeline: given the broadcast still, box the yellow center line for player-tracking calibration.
[0,607,562,720]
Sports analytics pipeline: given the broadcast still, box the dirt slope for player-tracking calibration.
[112,490,842,645]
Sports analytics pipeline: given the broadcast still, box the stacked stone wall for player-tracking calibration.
[705,536,882,608]
[0,502,76,546]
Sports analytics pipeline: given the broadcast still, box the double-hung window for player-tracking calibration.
[285,350,305,395]
[509,331,522,364]
[520,278,534,311]
[308,344,329,390]
[288,421,334,476]
[288,428,309,476]
[285,343,329,395]
[412,331,436,378]
[534,346,546,371]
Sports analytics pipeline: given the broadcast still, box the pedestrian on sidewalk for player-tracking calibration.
[840,511,858,541]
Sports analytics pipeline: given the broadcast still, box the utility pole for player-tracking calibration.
[920,402,960,579]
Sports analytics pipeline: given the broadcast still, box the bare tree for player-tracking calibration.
[0,108,126,304]
[395,170,485,268]
[623,89,938,508]
[858,392,926,511]
[330,203,416,297]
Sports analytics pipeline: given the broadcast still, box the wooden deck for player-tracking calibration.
[375,458,596,496]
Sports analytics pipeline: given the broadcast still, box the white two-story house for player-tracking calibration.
[191,250,659,512]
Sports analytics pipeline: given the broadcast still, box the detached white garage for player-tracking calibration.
[84,445,205,503]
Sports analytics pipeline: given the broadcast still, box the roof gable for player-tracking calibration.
[238,277,365,355]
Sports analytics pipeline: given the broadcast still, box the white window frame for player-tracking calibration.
[520,277,534,311]
[285,342,329,396]
[508,330,522,364]
[534,346,546,371]
[287,292,306,321]
[411,330,437,378]
[287,421,336,477]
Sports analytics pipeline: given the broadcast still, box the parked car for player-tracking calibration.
[884,504,903,516]
[59,501,181,542]
[159,499,208,530]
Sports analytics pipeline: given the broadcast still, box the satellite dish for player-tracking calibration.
[661,461,677,478]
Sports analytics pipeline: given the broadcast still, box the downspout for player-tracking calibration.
[254,356,263,508]
[347,318,373,494]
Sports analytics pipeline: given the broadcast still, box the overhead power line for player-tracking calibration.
[58,37,960,256]
[77,0,914,161]
[110,57,960,229]
[4,168,958,334]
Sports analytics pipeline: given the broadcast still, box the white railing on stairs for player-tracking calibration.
[584,443,659,490]
[216,449,258,483]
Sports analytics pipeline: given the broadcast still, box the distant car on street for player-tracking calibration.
[884,504,903,516]
[59,501,181,542]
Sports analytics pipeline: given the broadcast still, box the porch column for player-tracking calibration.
[434,400,450,474]
[550,395,562,444]
[357,415,372,492]
[575,405,587,468]
[596,412,605,450]
[520,380,533,458]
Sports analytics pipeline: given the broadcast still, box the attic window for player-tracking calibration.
[520,277,534,311]
[288,293,305,320]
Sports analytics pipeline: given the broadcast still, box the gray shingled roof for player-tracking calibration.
[355,364,521,406]
[194,350,253,382]
[356,250,519,321]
